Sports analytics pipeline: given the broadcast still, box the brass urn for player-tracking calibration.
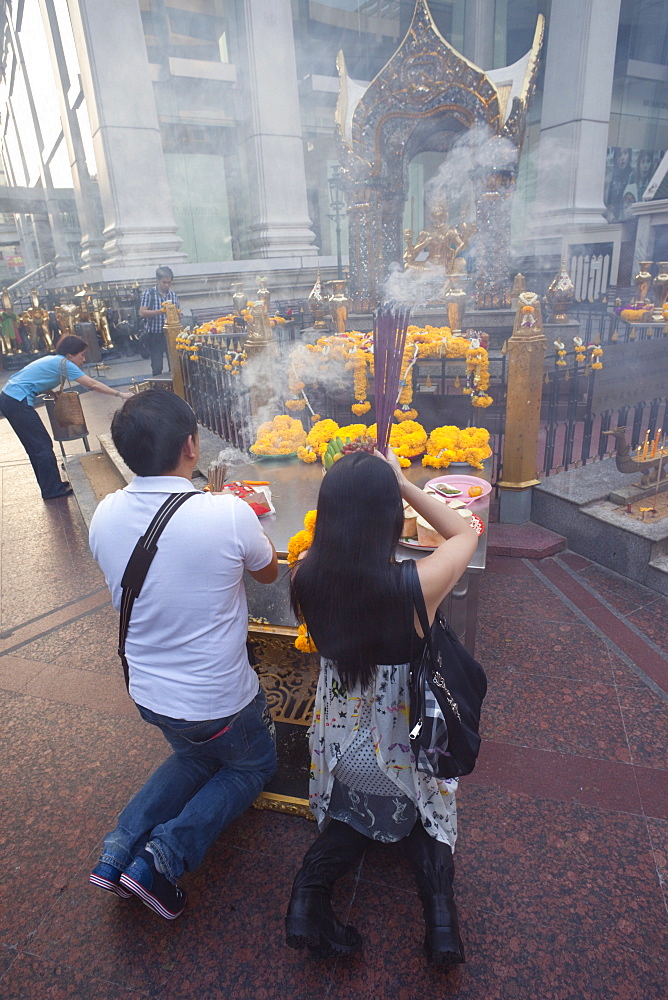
[634,262,653,303]
[231,284,247,316]
[327,279,348,334]
[308,270,329,328]
[256,275,271,312]
[546,261,575,323]
[651,262,668,319]
[444,285,467,334]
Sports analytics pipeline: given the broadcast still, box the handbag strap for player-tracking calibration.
[58,356,73,392]
[118,491,200,692]
[403,558,439,670]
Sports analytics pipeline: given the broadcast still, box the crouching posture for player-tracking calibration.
[286,451,478,963]
[89,390,278,918]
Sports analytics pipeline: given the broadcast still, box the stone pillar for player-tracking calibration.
[242,0,317,257]
[463,0,495,69]
[497,294,548,523]
[66,0,187,268]
[533,0,622,235]
[38,0,105,270]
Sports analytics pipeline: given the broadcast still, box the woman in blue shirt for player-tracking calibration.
[0,335,133,499]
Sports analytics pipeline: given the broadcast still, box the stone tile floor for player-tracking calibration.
[1,381,667,999]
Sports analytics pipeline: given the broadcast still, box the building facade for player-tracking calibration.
[0,0,667,298]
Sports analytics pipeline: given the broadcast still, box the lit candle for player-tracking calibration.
[651,428,661,458]
[642,429,650,459]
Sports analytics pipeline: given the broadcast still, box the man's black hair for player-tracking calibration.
[156,266,174,281]
[111,390,197,476]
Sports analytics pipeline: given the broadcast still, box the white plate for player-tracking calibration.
[425,474,492,502]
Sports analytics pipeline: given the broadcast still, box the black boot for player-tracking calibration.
[402,821,465,967]
[285,819,368,958]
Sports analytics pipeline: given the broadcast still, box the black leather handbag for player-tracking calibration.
[404,559,487,780]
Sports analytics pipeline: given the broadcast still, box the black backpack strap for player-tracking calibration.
[118,491,199,692]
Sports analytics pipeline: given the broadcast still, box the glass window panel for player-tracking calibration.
[20,0,61,156]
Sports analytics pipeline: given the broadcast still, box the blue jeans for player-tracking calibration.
[0,393,66,498]
[100,688,277,882]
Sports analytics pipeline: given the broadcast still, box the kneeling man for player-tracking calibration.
[89,390,278,918]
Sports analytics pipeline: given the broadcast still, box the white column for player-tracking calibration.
[533,0,622,235]
[242,0,317,257]
[66,0,186,268]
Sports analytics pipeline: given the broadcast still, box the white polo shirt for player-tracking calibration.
[89,476,274,721]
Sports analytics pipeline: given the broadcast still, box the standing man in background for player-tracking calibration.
[139,266,180,377]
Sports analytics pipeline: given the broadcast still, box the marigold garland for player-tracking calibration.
[287,509,319,652]
[288,325,492,420]
[295,623,317,653]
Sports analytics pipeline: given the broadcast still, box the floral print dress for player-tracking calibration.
[308,657,458,848]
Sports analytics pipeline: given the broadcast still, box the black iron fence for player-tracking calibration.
[178,336,255,452]
[538,334,668,476]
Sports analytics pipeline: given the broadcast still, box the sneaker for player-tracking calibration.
[119,848,186,920]
[89,861,132,898]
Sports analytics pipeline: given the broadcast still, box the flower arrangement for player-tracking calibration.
[422,426,492,470]
[590,346,603,370]
[250,415,306,455]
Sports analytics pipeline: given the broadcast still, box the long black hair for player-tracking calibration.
[290,451,404,691]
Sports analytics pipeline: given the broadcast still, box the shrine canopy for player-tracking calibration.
[335,0,544,310]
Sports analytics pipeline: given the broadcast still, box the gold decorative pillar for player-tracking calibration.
[244,300,280,423]
[163,302,186,399]
[496,291,547,523]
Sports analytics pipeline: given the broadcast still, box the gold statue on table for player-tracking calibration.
[403,206,474,279]
[22,291,54,351]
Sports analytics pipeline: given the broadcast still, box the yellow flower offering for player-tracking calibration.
[250,414,306,455]
[422,425,492,470]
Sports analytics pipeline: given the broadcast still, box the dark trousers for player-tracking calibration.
[149,331,167,376]
[0,393,66,498]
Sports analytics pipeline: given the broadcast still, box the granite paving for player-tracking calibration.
[1,386,667,999]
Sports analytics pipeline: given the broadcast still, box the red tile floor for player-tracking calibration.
[1,457,667,999]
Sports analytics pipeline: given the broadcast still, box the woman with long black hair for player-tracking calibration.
[286,449,478,965]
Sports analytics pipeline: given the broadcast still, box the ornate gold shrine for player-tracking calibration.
[335,0,544,311]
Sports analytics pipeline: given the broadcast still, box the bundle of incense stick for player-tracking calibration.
[373,307,411,455]
[207,461,227,492]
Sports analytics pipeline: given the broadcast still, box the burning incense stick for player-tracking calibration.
[373,307,410,455]
[207,461,228,492]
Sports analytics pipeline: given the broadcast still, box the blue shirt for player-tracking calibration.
[2,355,86,406]
[140,286,180,335]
